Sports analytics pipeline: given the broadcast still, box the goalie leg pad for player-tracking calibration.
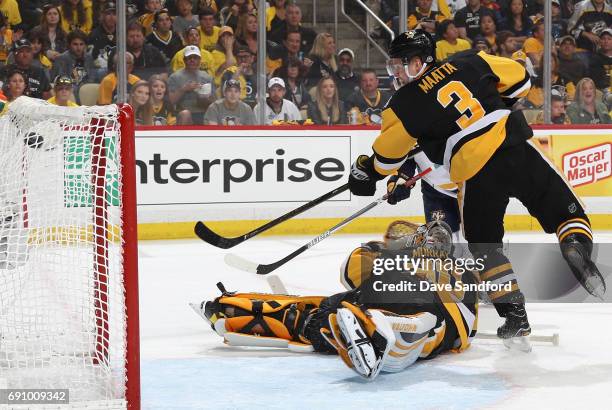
[200,288,325,347]
[329,301,438,380]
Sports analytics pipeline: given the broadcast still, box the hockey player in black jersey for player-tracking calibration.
[348,29,606,343]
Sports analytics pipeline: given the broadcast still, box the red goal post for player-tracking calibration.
[0,97,140,409]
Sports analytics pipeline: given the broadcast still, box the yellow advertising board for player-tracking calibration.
[535,132,612,197]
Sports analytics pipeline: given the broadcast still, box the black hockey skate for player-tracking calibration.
[497,303,531,352]
[561,234,606,300]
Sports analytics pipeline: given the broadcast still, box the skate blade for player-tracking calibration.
[566,248,607,299]
[502,336,532,353]
[585,274,606,301]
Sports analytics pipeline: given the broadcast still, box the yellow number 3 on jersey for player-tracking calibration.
[437,81,485,130]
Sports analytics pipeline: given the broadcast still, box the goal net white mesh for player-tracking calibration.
[0,97,130,408]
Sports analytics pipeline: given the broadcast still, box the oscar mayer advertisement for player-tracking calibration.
[534,128,611,197]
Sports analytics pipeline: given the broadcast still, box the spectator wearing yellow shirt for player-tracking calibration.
[435,20,471,61]
[211,26,236,87]
[267,0,287,33]
[198,7,220,52]
[136,0,163,35]
[0,0,21,27]
[218,46,257,107]
[0,13,13,66]
[171,27,214,76]
[522,19,544,68]
[404,0,446,36]
[47,75,79,107]
[59,0,93,35]
[97,52,141,104]
[0,89,7,114]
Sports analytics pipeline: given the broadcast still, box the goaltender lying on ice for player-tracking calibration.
[192,220,486,380]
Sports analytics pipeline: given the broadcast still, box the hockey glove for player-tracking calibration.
[386,158,417,205]
[386,174,415,205]
[349,155,384,196]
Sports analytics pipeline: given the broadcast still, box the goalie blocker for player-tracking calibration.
[196,221,478,380]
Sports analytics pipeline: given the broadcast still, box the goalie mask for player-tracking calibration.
[416,220,453,254]
[384,220,452,254]
[386,29,436,90]
[384,220,418,250]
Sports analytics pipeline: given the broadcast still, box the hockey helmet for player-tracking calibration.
[386,29,436,89]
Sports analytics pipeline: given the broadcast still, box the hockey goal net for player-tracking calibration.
[0,97,139,408]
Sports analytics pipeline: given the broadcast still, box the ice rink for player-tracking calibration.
[138,231,612,409]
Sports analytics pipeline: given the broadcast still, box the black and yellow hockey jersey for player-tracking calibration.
[373,50,533,183]
[341,243,478,356]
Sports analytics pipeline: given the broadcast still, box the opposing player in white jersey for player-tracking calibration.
[388,149,459,228]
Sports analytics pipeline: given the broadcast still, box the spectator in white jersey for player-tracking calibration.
[254,77,301,124]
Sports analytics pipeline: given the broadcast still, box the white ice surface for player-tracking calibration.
[138,232,612,410]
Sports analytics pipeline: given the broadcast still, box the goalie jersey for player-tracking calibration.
[373,50,532,183]
[340,242,478,358]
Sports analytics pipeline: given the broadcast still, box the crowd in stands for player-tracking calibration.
[0,0,610,125]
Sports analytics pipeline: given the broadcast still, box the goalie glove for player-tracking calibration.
[325,301,439,380]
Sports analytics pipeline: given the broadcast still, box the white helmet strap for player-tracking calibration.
[404,61,429,84]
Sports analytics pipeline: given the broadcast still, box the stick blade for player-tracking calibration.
[194,221,240,249]
[267,275,288,293]
[224,253,259,273]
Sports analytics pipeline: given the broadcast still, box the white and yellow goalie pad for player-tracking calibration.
[326,302,444,380]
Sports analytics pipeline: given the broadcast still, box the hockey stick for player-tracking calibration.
[195,146,425,249]
[195,184,349,249]
[225,167,432,275]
